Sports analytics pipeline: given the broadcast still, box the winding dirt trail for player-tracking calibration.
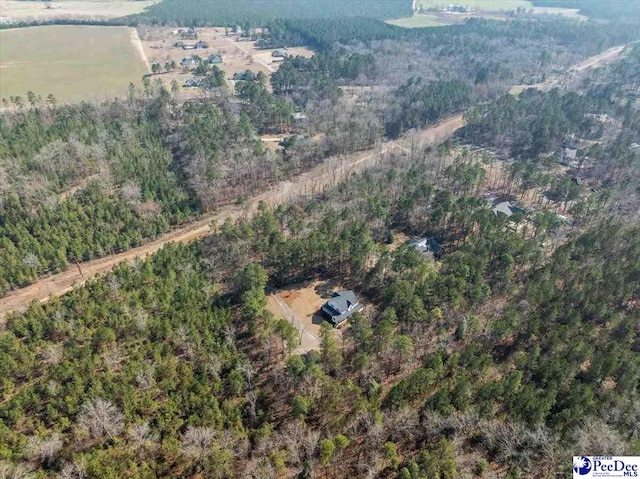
[0,41,632,319]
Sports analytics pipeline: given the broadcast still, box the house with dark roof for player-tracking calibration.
[232,70,257,81]
[321,290,363,327]
[195,41,209,49]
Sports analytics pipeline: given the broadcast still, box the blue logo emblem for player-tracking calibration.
[574,457,592,476]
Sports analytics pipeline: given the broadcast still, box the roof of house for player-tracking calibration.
[408,238,429,253]
[321,290,363,325]
[427,237,443,255]
[293,112,308,121]
[493,201,514,217]
[564,147,578,160]
[408,237,442,255]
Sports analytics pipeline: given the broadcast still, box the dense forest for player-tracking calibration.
[2,3,640,477]
[2,134,639,476]
[260,16,640,53]
[133,0,411,27]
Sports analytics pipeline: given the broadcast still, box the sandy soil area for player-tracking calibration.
[267,281,339,353]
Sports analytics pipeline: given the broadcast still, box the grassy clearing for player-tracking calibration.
[386,14,447,27]
[417,0,533,9]
[0,25,148,104]
[0,0,158,21]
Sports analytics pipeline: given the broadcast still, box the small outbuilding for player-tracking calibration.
[321,290,363,328]
[195,41,209,49]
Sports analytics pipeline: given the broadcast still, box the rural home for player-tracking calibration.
[195,41,209,49]
[407,237,443,258]
[492,201,526,218]
[447,4,468,13]
[492,201,514,217]
[272,49,288,58]
[180,57,196,68]
[181,27,198,40]
[292,112,308,127]
[321,290,363,327]
[206,53,223,64]
[232,70,257,81]
[183,78,202,88]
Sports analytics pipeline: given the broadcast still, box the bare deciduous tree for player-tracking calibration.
[78,398,124,441]
[0,461,35,479]
[24,433,63,465]
[59,461,85,479]
[181,426,215,462]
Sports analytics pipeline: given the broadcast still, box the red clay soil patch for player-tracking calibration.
[280,290,300,305]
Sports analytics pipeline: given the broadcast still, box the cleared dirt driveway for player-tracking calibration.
[267,281,346,354]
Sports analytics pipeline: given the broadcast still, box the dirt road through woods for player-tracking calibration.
[0,115,463,320]
[0,41,631,319]
[509,43,632,95]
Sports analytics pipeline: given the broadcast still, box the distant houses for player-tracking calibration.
[321,290,363,328]
[446,4,468,13]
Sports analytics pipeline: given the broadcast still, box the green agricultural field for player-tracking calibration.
[417,0,533,9]
[0,25,149,104]
[386,14,447,27]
